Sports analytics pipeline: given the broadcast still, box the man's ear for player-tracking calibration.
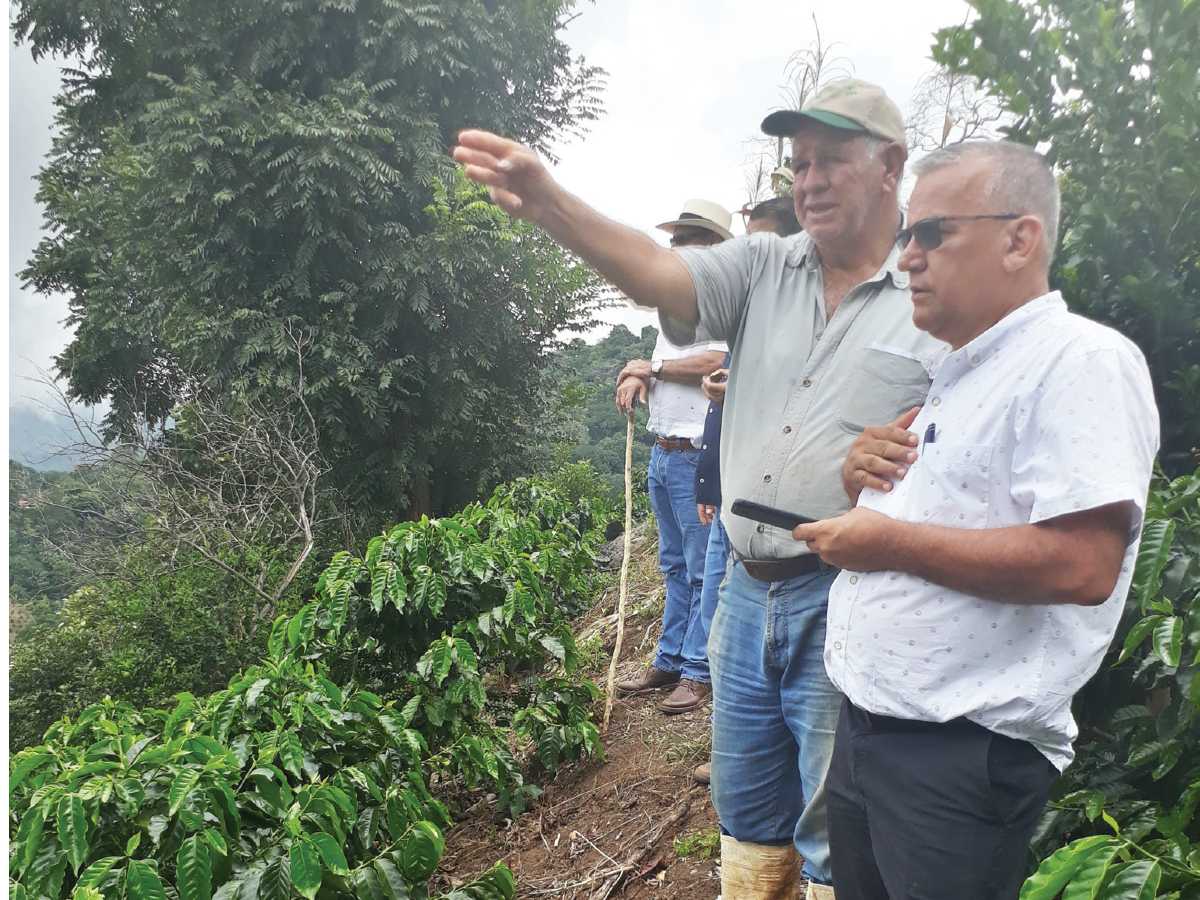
[880,143,907,193]
[1002,216,1045,272]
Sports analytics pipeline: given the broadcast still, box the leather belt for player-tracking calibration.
[738,553,830,582]
[655,435,696,451]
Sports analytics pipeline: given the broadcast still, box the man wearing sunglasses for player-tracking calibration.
[793,140,1159,898]
[454,78,946,900]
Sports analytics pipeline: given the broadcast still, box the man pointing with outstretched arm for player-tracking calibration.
[455,79,946,899]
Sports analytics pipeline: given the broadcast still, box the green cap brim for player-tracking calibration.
[760,108,868,138]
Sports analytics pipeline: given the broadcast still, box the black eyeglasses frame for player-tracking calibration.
[895,213,1021,251]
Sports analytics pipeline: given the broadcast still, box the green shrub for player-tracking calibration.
[1022,469,1200,896]
[9,471,607,900]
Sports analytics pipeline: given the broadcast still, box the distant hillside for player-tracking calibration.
[9,405,90,471]
[550,324,658,494]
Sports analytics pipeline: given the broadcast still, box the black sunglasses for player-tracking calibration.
[895,213,1020,251]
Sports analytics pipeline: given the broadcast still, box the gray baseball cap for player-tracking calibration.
[761,78,906,149]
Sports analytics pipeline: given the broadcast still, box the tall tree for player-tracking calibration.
[933,0,1200,470]
[16,0,606,520]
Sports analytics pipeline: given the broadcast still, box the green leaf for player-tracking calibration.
[278,731,304,779]
[164,693,197,738]
[1062,838,1120,900]
[128,860,168,900]
[290,838,323,900]
[372,857,409,900]
[539,635,566,662]
[1097,860,1161,899]
[57,794,90,874]
[244,678,272,708]
[203,829,228,857]
[259,857,292,900]
[10,749,52,801]
[76,856,124,891]
[169,769,202,816]
[14,802,47,875]
[308,832,350,876]
[351,867,386,900]
[1117,616,1164,664]
[399,820,445,882]
[267,615,290,659]
[1133,519,1175,608]
[1020,836,1117,900]
[73,887,104,900]
[177,834,214,900]
[126,832,142,856]
[1152,616,1182,667]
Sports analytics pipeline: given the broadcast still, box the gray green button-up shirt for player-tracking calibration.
[662,231,947,561]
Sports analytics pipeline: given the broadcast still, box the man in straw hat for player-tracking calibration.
[454,77,946,899]
[612,199,730,716]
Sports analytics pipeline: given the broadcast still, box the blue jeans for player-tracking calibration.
[699,517,730,646]
[708,560,842,884]
[647,444,712,682]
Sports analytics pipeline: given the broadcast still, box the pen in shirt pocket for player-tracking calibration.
[923,423,937,447]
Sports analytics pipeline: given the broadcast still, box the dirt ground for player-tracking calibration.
[437,525,727,900]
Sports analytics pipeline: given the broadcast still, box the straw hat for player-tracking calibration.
[656,198,734,241]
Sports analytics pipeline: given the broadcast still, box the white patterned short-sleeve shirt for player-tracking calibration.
[824,292,1160,770]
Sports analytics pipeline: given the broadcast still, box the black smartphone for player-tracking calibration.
[729,498,816,530]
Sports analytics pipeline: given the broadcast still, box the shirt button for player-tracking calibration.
[756,524,765,533]
[702,444,708,450]
[931,397,942,407]
[782,425,792,434]
[801,378,813,388]
[849,575,859,585]
[699,477,705,483]
[834,641,843,651]
[763,474,772,483]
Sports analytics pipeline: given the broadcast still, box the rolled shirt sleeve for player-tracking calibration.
[659,235,764,346]
[1009,341,1160,537]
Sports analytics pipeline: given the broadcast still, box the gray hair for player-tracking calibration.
[912,140,1060,261]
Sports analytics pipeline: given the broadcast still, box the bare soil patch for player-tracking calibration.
[437,525,723,899]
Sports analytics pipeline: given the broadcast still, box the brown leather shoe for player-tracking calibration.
[615,666,680,696]
[692,761,711,785]
[658,678,712,714]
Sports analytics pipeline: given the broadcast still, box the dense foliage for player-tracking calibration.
[933,0,1200,471]
[9,545,312,753]
[10,462,92,609]
[1016,469,1200,897]
[9,470,611,900]
[14,0,605,519]
[550,324,658,496]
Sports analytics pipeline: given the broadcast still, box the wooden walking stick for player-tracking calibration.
[602,407,636,735]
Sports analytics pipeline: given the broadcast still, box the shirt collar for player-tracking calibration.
[787,214,909,290]
[946,291,1067,370]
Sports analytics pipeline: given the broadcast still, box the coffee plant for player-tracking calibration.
[9,472,611,900]
[1021,468,1200,898]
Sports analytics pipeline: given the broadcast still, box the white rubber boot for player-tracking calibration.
[719,835,803,900]
[805,882,836,900]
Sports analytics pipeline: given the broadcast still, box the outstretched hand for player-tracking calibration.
[452,130,559,222]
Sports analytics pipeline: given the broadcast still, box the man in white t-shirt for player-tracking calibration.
[793,141,1159,899]
[613,200,730,715]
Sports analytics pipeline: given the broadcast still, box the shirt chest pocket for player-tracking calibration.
[908,443,994,528]
[837,345,932,434]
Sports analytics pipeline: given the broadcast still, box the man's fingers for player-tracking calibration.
[892,406,922,430]
[853,469,897,493]
[870,438,917,464]
[463,164,510,189]
[455,129,524,157]
[487,186,524,212]
[638,381,648,403]
[452,146,503,170]
[792,522,818,542]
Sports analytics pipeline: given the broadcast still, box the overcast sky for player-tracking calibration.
[8,0,968,413]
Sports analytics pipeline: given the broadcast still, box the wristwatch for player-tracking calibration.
[651,359,663,379]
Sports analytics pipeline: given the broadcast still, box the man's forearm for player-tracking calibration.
[881,512,1127,606]
[658,352,727,385]
[539,189,698,324]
